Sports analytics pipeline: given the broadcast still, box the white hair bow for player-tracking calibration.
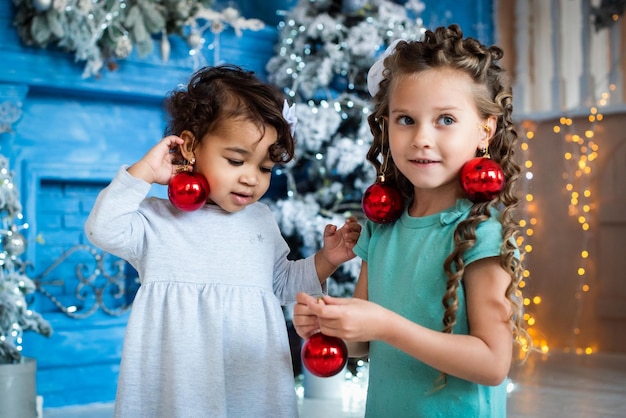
[366,39,403,97]
[282,100,297,137]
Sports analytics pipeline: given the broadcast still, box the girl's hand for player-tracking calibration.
[321,216,361,266]
[293,292,323,339]
[306,295,385,342]
[128,136,184,184]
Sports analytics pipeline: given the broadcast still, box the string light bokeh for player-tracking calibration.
[517,84,614,356]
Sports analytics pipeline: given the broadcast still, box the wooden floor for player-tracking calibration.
[43,350,626,417]
[507,350,626,418]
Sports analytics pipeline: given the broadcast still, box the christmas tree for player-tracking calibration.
[265,0,425,296]
[0,154,51,364]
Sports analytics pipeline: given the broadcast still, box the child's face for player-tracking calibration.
[190,117,277,213]
[387,67,489,203]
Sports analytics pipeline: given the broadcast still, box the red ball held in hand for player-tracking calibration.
[362,179,403,224]
[168,171,210,211]
[301,332,348,378]
[460,157,505,202]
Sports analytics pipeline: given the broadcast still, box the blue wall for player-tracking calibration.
[0,0,493,408]
[0,0,279,407]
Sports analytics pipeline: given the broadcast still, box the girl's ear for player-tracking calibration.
[485,116,497,140]
[179,130,196,160]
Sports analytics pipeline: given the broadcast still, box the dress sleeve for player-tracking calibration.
[353,219,375,262]
[84,166,151,263]
[463,216,506,265]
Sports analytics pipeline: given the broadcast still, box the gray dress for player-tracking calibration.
[85,167,322,417]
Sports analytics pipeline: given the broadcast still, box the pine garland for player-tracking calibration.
[11,0,263,78]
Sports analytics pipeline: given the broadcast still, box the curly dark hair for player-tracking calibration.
[163,64,295,163]
[367,24,529,386]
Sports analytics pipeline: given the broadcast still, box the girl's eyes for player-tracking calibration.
[396,115,455,126]
[227,159,273,174]
[396,115,414,125]
[437,115,455,126]
[227,159,243,167]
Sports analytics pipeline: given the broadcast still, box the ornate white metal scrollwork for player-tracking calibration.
[33,244,138,319]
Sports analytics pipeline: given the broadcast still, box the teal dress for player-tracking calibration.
[353,199,508,417]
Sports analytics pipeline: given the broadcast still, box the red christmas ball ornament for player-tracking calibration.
[301,332,348,378]
[362,180,403,224]
[460,157,505,202]
[168,171,210,211]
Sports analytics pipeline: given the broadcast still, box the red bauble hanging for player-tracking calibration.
[168,171,210,211]
[301,332,348,378]
[460,157,505,202]
[362,179,403,224]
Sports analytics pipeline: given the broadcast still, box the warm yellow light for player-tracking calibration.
[526,194,533,202]
[597,114,604,121]
[564,152,572,160]
[525,161,533,168]
[533,296,542,304]
[519,219,527,227]
[585,347,593,355]
[583,205,590,212]
[576,347,583,355]
[588,115,596,122]
[568,206,577,216]
[523,298,531,306]
[584,167,592,174]
[553,126,561,133]
[566,183,573,191]
[530,218,537,225]
[578,267,586,275]
[578,216,586,224]
[582,284,590,292]
[585,130,594,138]
[519,281,526,288]
[590,106,597,114]
[523,270,530,278]
[526,131,534,139]
[559,117,567,124]
[582,223,590,231]
[528,318,536,326]
[523,313,530,320]
[521,143,528,151]
[584,189,591,197]
[581,250,589,258]
[541,345,550,354]
[524,244,533,253]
